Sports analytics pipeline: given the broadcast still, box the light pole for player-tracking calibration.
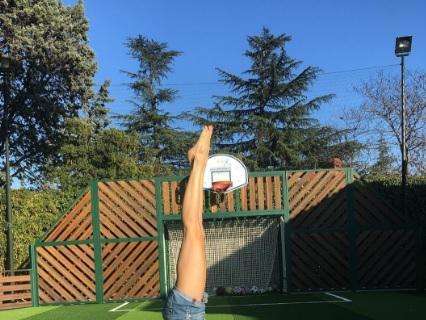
[395,36,412,215]
[0,55,13,274]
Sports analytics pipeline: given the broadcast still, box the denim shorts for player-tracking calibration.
[162,287,207,320]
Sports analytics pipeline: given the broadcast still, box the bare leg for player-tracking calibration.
[175,125,213,302]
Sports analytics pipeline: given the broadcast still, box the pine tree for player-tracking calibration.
[85,80,113,132]
[187,28,349,170]
[44,117,153,193]
[116,35,193,172]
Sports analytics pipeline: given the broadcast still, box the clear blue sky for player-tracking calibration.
[66,0,425,128]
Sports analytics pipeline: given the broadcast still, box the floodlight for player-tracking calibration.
[395,36,412,57]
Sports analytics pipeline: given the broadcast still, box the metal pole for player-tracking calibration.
[401,55,407,216]
[5,134,13,274]
[2,58,14,274]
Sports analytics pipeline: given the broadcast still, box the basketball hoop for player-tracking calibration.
[203,154,248,193]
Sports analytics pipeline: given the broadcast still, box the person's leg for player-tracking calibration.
[175,125,212,301]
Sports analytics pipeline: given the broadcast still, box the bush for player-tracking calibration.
[0,188,78,273]
[358,173,426,220]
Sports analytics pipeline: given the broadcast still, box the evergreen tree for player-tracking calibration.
[116,35,193,172]
[299,125,362,169]
[45,118,154,193]
[0,0,96,185]
[44,82,153,192]
[85,80,113,133]
[187,28,358,170]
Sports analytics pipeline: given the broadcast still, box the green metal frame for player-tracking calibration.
[29,244,39,307]
[162,209,284,221]
[35,239,92,247]
[159,170,293,294]
[28,166,422,307]
[155,177,169,297]
[281,171,291,292]
[90,179,104,304]
[345,168,359,291]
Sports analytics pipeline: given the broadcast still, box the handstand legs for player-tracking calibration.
[175,125,213,302]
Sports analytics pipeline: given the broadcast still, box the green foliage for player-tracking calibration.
[0,187,77,272]
[86,80,113,133]
[44,117,155,194]
[185,27,359,170]
[357,173,426,220]
[0,0,97,185]
[115,35,194,172]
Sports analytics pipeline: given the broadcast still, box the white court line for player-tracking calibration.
[324,292,352,303]
[144,299,350,311]
[109,301,130,312]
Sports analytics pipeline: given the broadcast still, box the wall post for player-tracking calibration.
[155,178,168,297]
[345,168,359,291]
[90,179,104,303]
[29,244,39,307]
[281,171,291,292]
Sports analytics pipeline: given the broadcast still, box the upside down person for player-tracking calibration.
[162,125,213,320]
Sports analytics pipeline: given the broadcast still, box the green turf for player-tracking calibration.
[0,291,425,320]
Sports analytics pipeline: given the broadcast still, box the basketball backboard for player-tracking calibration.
[203,154,248,193]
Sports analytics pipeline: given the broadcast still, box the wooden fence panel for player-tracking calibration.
[353,183,410,227]
[162,174,284,215]
[37,244,96,304]
[357,229,416,289]
[0,271,31,310]
[290,232,350,291]
[289,170,346,229]
[98,180,157,238]
[45,192,92,242]
[21,168,420,309]
[102,241,160,300]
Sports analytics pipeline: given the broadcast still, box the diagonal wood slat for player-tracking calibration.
[354,184,406,227]
[37,244,95,304]
[99,180,157,238]
[357,230,416,289]
[290,171,346,229]
[291,232,349,290]
[103,241,160,300]
[45,192,92,242]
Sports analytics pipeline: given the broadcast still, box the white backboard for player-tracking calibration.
[203,154,248,193]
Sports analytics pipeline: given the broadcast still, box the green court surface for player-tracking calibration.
[1,291,425,320]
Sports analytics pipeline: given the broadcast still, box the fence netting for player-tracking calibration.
[166,217,281,293]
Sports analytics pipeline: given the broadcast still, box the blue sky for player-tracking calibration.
[63,0,425,130]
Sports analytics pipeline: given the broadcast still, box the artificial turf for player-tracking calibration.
[0,291,425,320]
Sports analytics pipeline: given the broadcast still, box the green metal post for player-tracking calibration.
[281,171,291,292]
[155,178,168,297]
[29,244,39,307]
[345,168,358,291]
[90,179,104,303]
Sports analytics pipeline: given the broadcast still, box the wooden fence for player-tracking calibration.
[0,271,32,310]
[7,167,422,310]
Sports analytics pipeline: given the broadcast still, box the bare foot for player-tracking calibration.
[188,125,213,165]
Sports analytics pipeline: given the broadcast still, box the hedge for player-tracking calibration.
[0,188,77,273]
